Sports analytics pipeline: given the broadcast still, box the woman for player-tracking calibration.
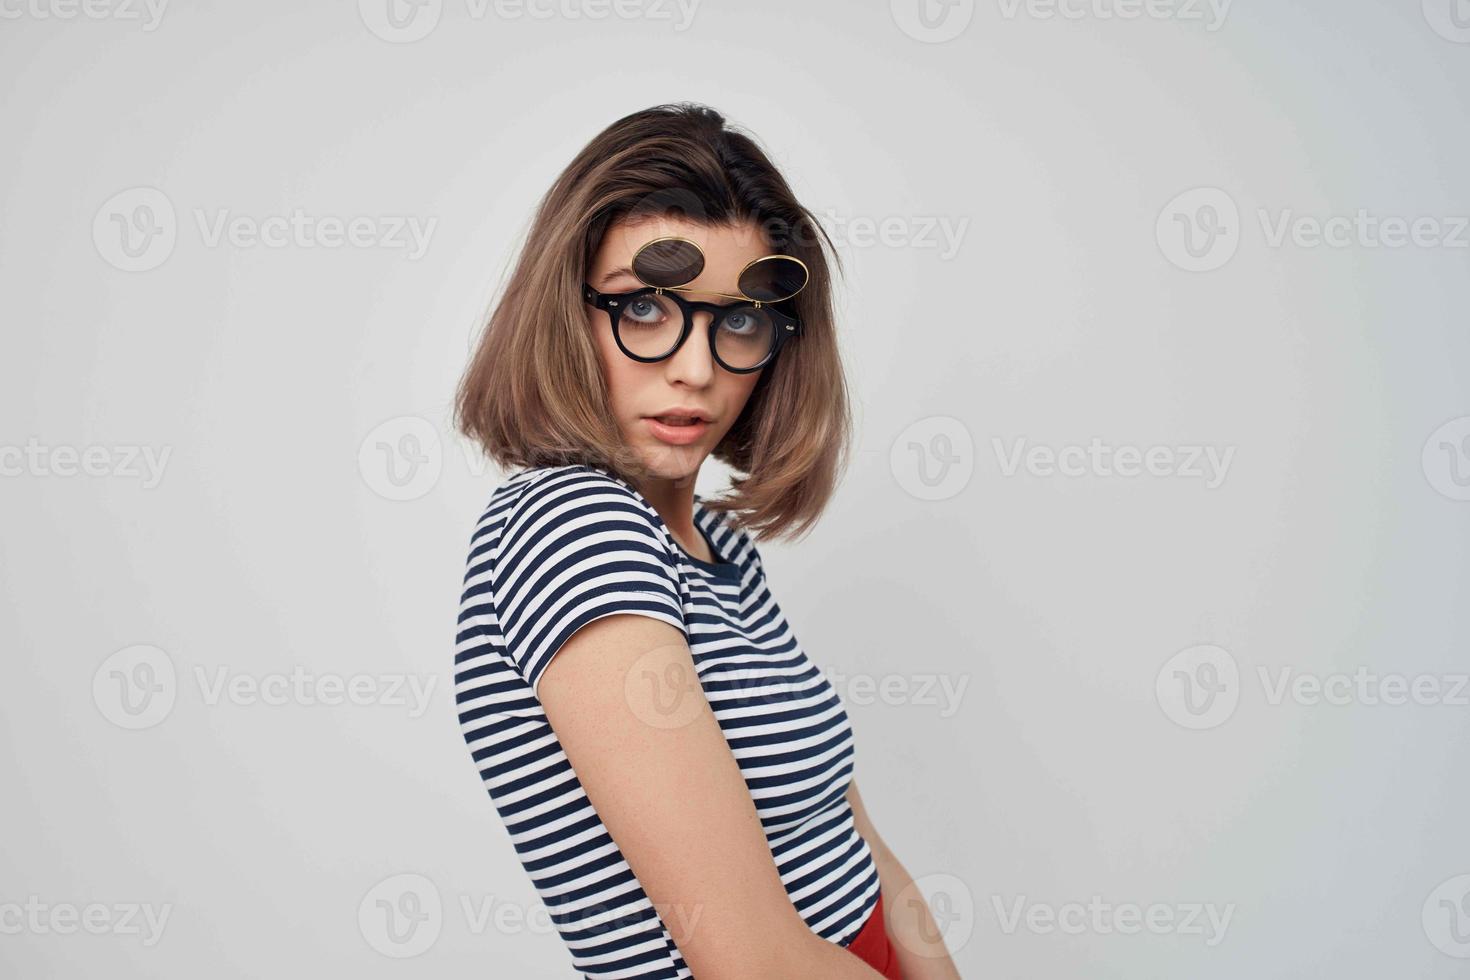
[453,102,960,979]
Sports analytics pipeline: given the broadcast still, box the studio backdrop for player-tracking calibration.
[3,1,1469,977]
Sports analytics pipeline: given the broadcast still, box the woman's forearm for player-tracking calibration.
[871,845,964,980]
[797,933,895,979]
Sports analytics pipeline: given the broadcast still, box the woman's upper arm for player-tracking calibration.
[490,471,686,695]
[537,612,817,979]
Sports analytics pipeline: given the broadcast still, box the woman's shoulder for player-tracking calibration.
[488,463,671,548]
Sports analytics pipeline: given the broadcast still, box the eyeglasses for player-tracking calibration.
[582,236,809,374]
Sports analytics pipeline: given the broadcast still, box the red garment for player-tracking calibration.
[844,891,904,979]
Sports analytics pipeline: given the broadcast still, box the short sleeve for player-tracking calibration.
[491,469,686,696]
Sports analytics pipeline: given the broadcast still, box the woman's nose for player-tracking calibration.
[662,311,717,384]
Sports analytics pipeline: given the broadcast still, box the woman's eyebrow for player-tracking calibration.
[597,266,638,287]
[597,268,742,298]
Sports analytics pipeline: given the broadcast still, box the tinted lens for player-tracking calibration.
[615,292,685,358]
[714,305,777,370]
[631,238,704,288]
[737,255,808,303]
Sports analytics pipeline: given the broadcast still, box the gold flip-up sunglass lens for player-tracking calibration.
[630,236,810,304]
[735,253,810,303]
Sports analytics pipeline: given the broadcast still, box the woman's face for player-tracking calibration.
[585,216,769,484]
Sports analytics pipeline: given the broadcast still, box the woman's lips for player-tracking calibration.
[644,417,710,445]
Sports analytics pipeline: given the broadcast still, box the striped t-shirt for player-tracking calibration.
[453,463,879,978]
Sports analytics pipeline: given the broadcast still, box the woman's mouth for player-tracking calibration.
[645,416,710,445]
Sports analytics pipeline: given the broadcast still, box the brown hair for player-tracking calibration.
[454,102,851,542]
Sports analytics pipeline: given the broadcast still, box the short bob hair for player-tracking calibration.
[455,102,851,542]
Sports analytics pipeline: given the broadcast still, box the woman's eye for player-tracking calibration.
[626,299,663,323]
[723,310,757,334]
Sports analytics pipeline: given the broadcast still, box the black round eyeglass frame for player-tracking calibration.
[581,282,802,374]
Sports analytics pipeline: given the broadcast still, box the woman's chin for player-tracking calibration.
[629,440,704,483]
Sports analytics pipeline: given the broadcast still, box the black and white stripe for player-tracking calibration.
[454,464,879,978]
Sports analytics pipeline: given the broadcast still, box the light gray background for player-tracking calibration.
[3,0,1469,976]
